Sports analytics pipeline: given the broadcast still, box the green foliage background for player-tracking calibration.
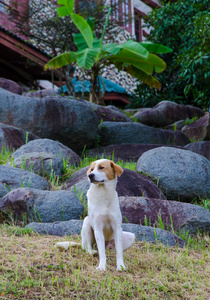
[130,0,210,109]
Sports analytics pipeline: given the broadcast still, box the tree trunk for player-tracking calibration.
[90,68,105,106]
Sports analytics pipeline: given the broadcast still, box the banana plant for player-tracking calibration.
[44,0,172,105]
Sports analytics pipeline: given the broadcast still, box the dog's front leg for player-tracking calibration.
[114,227,126,271]
[81,216,95,254]
[94,229,106,271]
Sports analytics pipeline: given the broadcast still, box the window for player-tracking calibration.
[111,0,132,33]
[134,8,148,42]
[112,0,119,22]
[75,0,101,14]
[122,0,129,28]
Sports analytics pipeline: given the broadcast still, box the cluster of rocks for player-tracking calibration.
[0,84,210,248]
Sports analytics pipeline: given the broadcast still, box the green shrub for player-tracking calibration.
[130,0,210,110]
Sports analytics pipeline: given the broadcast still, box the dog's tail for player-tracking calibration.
[55,241,82,251]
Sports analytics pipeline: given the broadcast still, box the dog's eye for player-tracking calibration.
[90,168,93,172]
[99,166,104,170]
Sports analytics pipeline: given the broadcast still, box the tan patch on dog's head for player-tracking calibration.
[87,161,96,176]
[97,160,123,180]
[87,159,123,181]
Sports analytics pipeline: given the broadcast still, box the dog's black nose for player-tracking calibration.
[88,173,95,181]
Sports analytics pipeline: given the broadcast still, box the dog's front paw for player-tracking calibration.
[91,250,98,256]
[96,264,106,271]
[117,264,126,271]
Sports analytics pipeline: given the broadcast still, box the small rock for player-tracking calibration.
[184,141,210,160]
[181,113,210,141]
[0,78,22,95]
[164,120,185,131]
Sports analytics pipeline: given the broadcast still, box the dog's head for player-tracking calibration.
[87,159,123,184]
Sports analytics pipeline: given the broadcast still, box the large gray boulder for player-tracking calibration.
[65,167,166,200]
[0,122,38,151]
[0,188,84,223]
[136,147,210,201]
[98,122,190,147]
[184,141,210,160]
[133,101,204,127]
[88,143,185,162]
[26,220,186,248]
[119,197,210,235]
[0,88,98,153]
[0,166,49,197]
[10,139,81,176]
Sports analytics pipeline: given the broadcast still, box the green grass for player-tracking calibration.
[0,146,14,165]
[192,198,210,212]
[1,146,210,299]
[183,116,199,125]
[0,224,209,299]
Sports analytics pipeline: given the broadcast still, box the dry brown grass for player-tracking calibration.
[0,225,210,300]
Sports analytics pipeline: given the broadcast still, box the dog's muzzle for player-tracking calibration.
[88,173,104,183]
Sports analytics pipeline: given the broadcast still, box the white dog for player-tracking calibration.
[56,159,135,271]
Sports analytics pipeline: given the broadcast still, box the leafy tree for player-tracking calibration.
[44,0,172,105]
[132,0,210,109]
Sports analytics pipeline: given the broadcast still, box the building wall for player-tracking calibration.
[105,0,162,41]
[132,0,161,40]
[0,0,29,37]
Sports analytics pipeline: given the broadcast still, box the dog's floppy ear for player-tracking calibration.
[110,161,123,177]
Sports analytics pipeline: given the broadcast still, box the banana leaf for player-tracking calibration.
[44,52,77,70]
[70,13,93,48]
[57,0,74,17]
[108,49,166,74]
[125,65,162,89]
[140,42,173,54]
[121,40,149,58]
[76,48,101,69]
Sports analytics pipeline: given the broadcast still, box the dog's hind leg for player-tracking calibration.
[81,216,95,254]
[122,231,135,251]
[106,232,135,253]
